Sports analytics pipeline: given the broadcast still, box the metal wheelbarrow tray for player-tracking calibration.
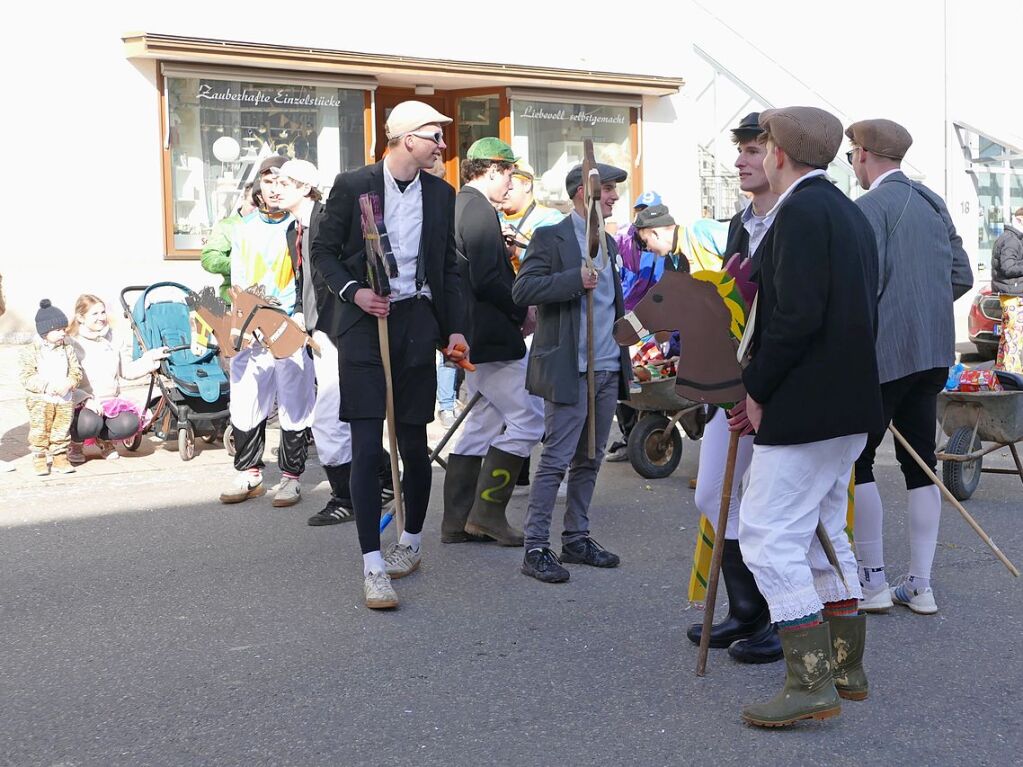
[936,390,1023,500]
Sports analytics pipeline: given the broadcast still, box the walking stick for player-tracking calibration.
[581,140,608,460]
[360,194,405,536]
[696,429,740,676]
[889,425,1019,577]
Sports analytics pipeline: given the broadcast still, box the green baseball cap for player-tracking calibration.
[466,137,518,163]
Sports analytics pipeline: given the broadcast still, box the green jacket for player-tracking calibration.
[201,210,244,304]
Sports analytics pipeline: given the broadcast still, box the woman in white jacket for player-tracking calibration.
[67,294,167,463]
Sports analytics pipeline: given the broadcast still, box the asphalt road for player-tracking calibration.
[2,433,1021,767]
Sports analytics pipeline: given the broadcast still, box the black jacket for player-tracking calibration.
[455,186,527,363]
[743,176,883,445]
[309,161,464,341]
[992,224,1023,296]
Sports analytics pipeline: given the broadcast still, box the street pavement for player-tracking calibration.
[1,345,1021,767]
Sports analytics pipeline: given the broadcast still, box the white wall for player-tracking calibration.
[3,0,1018,340]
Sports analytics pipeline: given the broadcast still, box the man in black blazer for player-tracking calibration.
[511,162,631,584]
[685,113,783,666]
[310,101,468,609]
[733,107,883,728]
[441,138,545,547]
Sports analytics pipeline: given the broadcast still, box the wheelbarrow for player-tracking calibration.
[936,390,1023,501]
[622,377,705,479]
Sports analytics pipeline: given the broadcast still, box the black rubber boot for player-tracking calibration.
[687,539,770,648]
[728,622,783,664]
[442,454,483,543]
[464,447,525,546]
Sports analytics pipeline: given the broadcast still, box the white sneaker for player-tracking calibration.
[859,583,893,613]
[219,473,266,504]
[438,409,457,429]
[272,476,302,507]
[605,443,629,463]
[383,542,421,579]
[364,571,399,609]
[891,579,938,615]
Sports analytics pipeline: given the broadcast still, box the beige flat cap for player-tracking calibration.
[759,106,843,168]
[385,100,452,140]
[845,119,913,160]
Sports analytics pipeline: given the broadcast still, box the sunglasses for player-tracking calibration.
[845,148,857,164]
[408,130,444,144]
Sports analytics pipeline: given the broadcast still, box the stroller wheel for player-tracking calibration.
[123,431,144,452]
[224,425,236,457]
[178,425,196,461]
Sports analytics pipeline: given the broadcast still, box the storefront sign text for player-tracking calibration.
[196,83,342,108]
[518,103,627,127]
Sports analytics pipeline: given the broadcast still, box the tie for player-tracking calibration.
[294,221,304,270]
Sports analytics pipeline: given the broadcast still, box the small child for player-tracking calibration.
[18,299,83,476]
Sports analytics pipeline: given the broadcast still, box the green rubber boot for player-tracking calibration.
[464,446,525,547]
[741,622,842,728]
[828,613,868,701]
[441,454,483,543]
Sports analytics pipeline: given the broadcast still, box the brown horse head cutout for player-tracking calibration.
[613,270,745,405]
[186,285,318,359]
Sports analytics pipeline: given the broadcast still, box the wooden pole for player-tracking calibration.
[889,425,1019,577]
[378,316,404,536]
[696,429,741,676]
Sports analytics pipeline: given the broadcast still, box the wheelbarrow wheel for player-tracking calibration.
[942,426,982,501]
[627,414,683,479]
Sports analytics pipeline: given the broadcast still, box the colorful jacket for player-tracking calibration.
[230,213,297,315]
[201,209,248,304]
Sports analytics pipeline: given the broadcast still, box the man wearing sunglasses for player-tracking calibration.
[311,100,468,610]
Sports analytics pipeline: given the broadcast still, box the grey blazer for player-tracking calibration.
[512,215,631,405]
[855,171,974,383]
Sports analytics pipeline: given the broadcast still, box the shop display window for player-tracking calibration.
[165,74,365,252]
[511,99,633,224]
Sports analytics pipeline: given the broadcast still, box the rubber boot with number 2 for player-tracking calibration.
[464,446,524,546]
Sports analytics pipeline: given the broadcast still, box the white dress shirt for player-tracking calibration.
[382,158,432,302]
[869,168,901,190]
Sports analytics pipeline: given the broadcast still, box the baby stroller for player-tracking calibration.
[120,282,231,461]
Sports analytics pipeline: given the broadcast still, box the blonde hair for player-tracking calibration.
[67,294,105,336]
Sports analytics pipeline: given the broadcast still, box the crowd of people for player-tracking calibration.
[15,96,1017,728]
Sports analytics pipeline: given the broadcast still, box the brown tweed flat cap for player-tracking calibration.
[759,106,843,169]
[845,119,913,160]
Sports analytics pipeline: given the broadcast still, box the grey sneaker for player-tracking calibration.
[364,571,399,609]
[383,542,421,579]
[273,476,302,507]
[438,409,457,429]
[219,473,266,504]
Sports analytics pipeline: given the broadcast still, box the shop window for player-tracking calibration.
[456,95,501,159]
[164,73,366,253]
[511,99,633,224]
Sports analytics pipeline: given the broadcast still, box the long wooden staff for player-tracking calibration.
[359,194,405,536]
[890,425,1019,577]
[581,140,604,460]
[696,429,740,676]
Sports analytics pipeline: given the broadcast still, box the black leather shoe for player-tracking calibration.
[560,537,620,568]
[728,622,783,664]
[521,548,570,583]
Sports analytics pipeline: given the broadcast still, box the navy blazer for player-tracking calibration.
[309,161,464,342]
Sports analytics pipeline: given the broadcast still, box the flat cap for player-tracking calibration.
[385,100,452,140]
[565,162,628,197]
[845,119,913,161]
[634,204,675,229]
[759,106,843,169]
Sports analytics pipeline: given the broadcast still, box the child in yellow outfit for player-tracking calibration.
[18,299,82,475]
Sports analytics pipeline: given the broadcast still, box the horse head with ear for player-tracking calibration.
[613,259,752,406]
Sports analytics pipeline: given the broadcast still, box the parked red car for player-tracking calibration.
[968,286,1002,358]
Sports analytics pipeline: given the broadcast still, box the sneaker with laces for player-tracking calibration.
[219,473,266,504]
[383,542,421,579]
[273,476,302,507]
[891,580,938,615]
[364,571,399,609]
[560,536,620,568]
[859,582,893,613]
[605,442,629,463]
[521,547,570,583]
[67,443,86,466]
[307,497,354,526]
[438,409,457,429]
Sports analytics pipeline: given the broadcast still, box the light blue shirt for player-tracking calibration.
[741,201,771,256]
[572,211,620,373]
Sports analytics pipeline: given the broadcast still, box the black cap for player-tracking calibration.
[258,155,288,174]
[731,112,763,140]
[634,204,675,230]
[565,162,628,198]
[35,299,69,337]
